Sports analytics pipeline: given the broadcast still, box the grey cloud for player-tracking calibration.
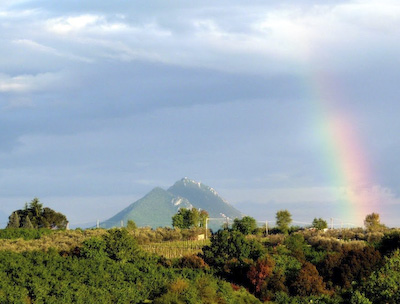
[1,0,400,225]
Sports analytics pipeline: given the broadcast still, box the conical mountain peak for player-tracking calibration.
[101,178,243,229]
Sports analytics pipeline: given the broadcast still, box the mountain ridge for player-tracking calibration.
[101,178,243,229]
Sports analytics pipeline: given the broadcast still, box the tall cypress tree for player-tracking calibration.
[22,216,34,229]
[6,212,20,228]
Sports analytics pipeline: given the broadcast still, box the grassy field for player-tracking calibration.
[0,229,107,252]
[0,228,210,258]
[141,239,210,258]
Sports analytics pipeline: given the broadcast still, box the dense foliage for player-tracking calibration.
[275,210,292,234]
[0,228,53,240]
[172,208,208,229]
[7,198,68,229]
[232,216,258,235]
[1,213,400,303]
[0,228,260,304]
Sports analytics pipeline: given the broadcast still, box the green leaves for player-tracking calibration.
[276,210,292,234]
[103,229,140,263]
[363,250,400,304]
[7,198,68,229]
[172,208,208,229]
[232,216,258,235]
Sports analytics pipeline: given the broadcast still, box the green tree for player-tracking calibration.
[189,208,200,228]
[126,220,137,231]
[312,218,328,230]
[7,198,67,229]
[22,216,34,229]
[103,229,140,263]
[199,210,208,228]
[232,216,258,235]
[80,237,107,259]
[284,234,308,261]
[202,229,264,274]
[364,212,385,232]
[276,210,292,234]
[350,291,372,304]
[6,212,20,229]
[172,208,208,229]
[364,250,400,303]
[41,207,67,229]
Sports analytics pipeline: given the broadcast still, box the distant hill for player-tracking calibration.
[101,178,244,229]
[168,178,243,220]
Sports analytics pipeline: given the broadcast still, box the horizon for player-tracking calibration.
[1,1,400,228]
[0,177,395,229]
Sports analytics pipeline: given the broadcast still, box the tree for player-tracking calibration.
[364,250,400,303]
[202,229,265,275]
[126,220,137,231]
[6,212,20,229]
[312,218,328,230]
[232,216,258,235]
[41,207,67,229]
[172,208,208,229]
[364,213,385,232]
[199,210,209,228]
[103,229,140,263]
[276,210,292,234]
[80,237,107,259]
[189,208,200,228]
[318,246,381,289]
[6,198,67,229]
[379,231,400,256]
[291,262,328,296]
[284,234,307,261]
[22,216,34,229]
[247,255,275,293]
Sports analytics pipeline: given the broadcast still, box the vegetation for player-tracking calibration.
[364,212,386,232]
[7,198,68,229]
[171,208,208,229]
[312,218,328,230]
[276,209,292,234]
[0,211,399,303]
[232,216,258,235]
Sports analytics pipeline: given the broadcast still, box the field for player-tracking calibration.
[141,239,209,258]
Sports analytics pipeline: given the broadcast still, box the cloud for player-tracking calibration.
[0,72,62,94]
[0,0,399,226]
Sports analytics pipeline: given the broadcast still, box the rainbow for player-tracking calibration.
[309,70,376,226]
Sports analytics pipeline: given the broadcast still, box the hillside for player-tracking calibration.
[101,178,243,229]
[168,178,243,220]
[101,187,193,228]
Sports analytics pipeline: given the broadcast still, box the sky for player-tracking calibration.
[1,0,400,228]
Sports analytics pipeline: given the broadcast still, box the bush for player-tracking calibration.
[80,237,107,259]
[379,230,400,256]
[0,228,52,240]
[103,228,140,262]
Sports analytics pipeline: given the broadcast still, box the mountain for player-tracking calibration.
[101,178,243,229]
[101,187,193,228]
[168,178,243,220]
